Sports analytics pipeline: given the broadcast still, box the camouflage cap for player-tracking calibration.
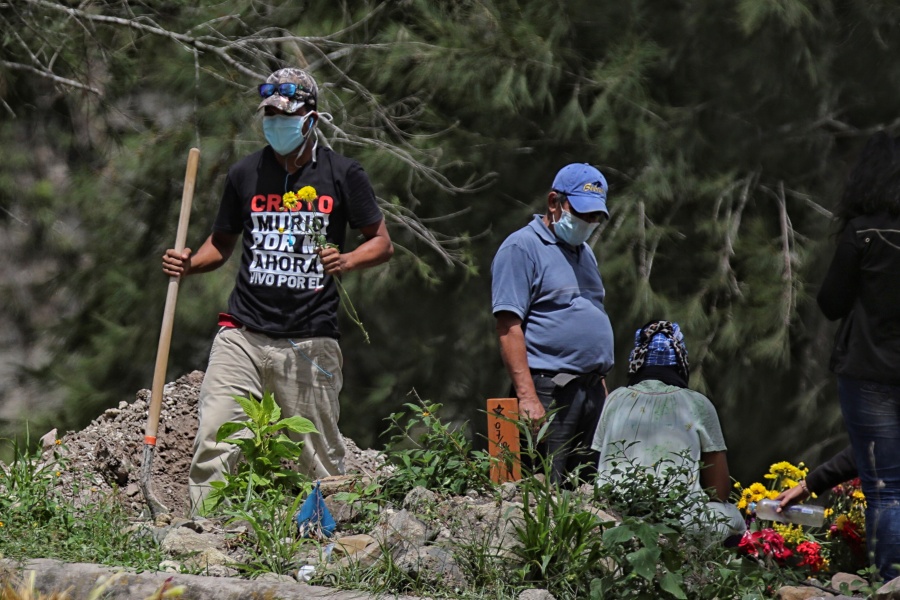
[257,68,318,114]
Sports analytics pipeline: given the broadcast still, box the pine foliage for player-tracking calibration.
[2,0,900,477]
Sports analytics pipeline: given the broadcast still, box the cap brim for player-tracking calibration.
[566,193,609,216]
[257,95,305,114]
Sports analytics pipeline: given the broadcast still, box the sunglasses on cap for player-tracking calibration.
[258,83,312,100]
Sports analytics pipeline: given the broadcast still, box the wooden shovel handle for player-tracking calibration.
[145,148,200,445]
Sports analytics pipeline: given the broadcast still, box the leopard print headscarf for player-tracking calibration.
[627,320,690,381]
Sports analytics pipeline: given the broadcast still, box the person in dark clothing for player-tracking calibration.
[162,68,393,514]
[817,130,900,581]
[775,445,857,506]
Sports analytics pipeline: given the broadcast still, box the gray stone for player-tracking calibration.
[876,575,900,599]
[394,545,467,590]
[317,474,368,496]
[157,560,181,573]
[183,548,236,571]
[160,527,223,555]
[324,495,360,524]
[831,572,868,594]
[776,586,832,599]
[586,505,618,525]
[0,558,419,600]
[500,481,519,502]
[372,509,429,551]
[255,572,297,584]
[518,590,557,600]
[444,499,524,558]
[403,486,438,513]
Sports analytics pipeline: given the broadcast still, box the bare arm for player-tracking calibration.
[700,451,731,503]
[162,231,239,277]
[775,483,810,510]
[318,218,393,276]
[776,445,857,510]
[495,311,545,422]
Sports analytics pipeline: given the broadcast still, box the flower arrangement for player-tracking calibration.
[827,477,867,573]
[732,460,867,575]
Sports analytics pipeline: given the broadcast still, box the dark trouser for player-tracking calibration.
[517,371,606,485]
[839,375,900,581]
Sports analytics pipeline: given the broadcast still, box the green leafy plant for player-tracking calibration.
[202,391,318,514]
[506,433,612,598]
[511,474,610,596]
[507,434,782,600]
[330,478,385,534]
[598,443,719,523]
[380,394,493,501]
[592,449,783,600]
[0,431,66,525]
[225,488,316,578]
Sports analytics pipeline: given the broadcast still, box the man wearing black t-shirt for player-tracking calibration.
[163,68,393,514]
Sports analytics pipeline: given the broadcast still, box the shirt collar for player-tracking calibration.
[528,214,559,245]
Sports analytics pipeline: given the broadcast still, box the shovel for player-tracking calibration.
[140,147,200,518]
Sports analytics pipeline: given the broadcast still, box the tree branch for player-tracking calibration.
[1,60,101,95]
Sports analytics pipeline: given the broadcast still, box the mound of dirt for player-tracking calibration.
[53,371,385,517]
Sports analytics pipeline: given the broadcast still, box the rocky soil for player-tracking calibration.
[23,371,535,597]
[14,371,898,600]
[51,370,385,518]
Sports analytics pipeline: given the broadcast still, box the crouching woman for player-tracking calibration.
[591,320,745,543]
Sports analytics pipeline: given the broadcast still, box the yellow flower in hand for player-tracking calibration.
[283,191,299,210]
[298,186,317,202]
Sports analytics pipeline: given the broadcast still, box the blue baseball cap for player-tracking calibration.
[551,163,609,216]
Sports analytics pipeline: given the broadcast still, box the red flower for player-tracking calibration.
[738,529,793,562]
[832,477,862,496]
[831,519,866,556]
[796,540,826,572]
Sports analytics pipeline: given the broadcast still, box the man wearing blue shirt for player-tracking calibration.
[491,163,615,483]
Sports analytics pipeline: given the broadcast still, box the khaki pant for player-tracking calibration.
[188,327,345,514]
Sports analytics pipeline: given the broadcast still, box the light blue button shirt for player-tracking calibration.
[491,215,614,374]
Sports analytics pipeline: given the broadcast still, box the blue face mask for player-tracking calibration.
[553,209,599,246]
[263,113,315,155]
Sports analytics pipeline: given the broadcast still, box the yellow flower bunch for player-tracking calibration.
[298,185,317,202]
[282,191,299,210]
[735,460,812,516]
[832,513,851,530]
[764,461,809,491]
[774,523,807,545]
[735,481,779,511]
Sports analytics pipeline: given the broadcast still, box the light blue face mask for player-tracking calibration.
[263,113,315,155]
[553,209,599,246]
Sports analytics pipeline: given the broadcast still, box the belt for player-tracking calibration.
[219,313,268,335]
[217,313,339,340]
[531,369,605,387]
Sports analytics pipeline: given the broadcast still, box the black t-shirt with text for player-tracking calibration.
[214,146,382,338]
